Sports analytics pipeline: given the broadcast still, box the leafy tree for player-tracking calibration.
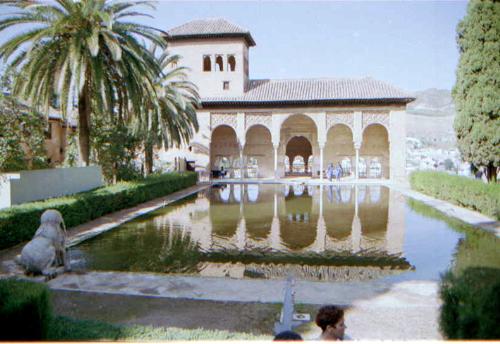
[134,50,199,176]
[91,114,142,184]
[452,0,500,182]
[63,130,80,168]
[0,0,164,166]
[0,68,48,172]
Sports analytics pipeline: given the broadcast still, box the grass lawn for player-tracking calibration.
[47,316,270,341]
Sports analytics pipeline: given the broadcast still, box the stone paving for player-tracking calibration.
[48,271,441,339]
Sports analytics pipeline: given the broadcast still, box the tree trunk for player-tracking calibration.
[112,162,117,184]
[486,163,497,183]
[144,143,154,176]
[78,83,91,166]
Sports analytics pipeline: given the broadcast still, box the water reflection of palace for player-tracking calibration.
[158,184,406,256]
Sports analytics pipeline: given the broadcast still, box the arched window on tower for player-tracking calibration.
[227,55,236,71]
[215,55,224,71]
[203,55,211,71]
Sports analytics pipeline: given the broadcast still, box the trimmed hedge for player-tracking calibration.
[409,171,500,220]
[0,278,52,340]
[440,267,500,339]
[0,172,197,249]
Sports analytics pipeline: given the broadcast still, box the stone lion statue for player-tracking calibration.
[16,209,70,277]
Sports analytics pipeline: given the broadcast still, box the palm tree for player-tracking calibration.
[0,0,165,165]
[135,50,199,175]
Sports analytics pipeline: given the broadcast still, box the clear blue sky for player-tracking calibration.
[1,0,468,92]
[141,0,468,92]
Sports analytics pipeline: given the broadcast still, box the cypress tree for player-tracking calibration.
[452,0,500,182]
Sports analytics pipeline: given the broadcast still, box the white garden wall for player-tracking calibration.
[0,166,103,209]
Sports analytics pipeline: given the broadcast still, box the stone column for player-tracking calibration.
[312,185,326,252]
[269,193,283,250]
[271,113,282,179]
[319,144,325,181]
[351,185,361,252]
[273,145,279,179]
[240,149,244,180]
[236,112,246,180]
[207,139,212,181]
[353,111,363,180]
[354,143,360,180]
[236,186,246,250]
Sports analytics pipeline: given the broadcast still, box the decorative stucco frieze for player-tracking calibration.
[245,113,272,132]
[210,113,237,132]
[326,112,354,131]
[362,111,390,130]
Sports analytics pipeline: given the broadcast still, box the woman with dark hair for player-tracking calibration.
[315,305,347,341]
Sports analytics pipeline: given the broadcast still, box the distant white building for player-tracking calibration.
[162,19,415,181]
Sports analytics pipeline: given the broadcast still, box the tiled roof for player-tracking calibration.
[202,78,415,106]
[165,18,256,46]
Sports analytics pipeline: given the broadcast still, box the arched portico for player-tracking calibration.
[360,124,390,178]
[285,136,313,175]
[324,124,355,176]
[244,125,274,178]
[279,114,319,177]
[210,125,239,177]
[202,109,404,181]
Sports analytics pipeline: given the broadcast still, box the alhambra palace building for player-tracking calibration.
[164,19,415,182]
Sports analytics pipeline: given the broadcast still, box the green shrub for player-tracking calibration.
[0,278,52,340]
[0,172,197,249]
[440,267,500,339]
[409,171,500,219]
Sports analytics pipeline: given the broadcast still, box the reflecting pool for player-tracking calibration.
[70,184,500,282]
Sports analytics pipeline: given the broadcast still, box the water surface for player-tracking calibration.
[70,184,500,282]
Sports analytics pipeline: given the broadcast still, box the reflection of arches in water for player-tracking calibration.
[281,194,316,250]
[283,184,290,197]
[293,184,304,196]
[359,187,389,241]
[244,184,275,241]
[326,185,351,204]
[247,184,259,202]
[307,185,314,197]
[340,186,352,203]
[219,187,230,203]
[209,191,240,238]
[369,186,381,203]
[357,186,367,203]
[233,184,242,203]
[326,185,339,203]
[324,187,354,240]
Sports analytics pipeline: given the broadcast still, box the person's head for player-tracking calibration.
[315,305,346,340]
[273,330,303,341]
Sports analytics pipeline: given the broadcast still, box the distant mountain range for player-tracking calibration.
[407,88,456,117]
[406,89,456,148]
